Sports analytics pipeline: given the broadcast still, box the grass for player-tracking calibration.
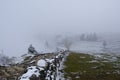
[64,52,120,80]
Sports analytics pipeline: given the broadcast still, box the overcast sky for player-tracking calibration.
[0,0,120,57]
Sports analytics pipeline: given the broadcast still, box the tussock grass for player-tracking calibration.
[64,52,120,80]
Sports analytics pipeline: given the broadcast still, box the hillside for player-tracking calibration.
[0,51,68,80]
[1,51,120,80]
[64,52,120,80]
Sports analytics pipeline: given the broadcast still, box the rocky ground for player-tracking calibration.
[0,51,69,80]
[2,50,120,80]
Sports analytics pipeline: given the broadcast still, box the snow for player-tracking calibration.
[55,52,69,80]
[71,41,103,54]
[30,60,36,64]
[71,41,120,54]
[37,59,47,67]
[19,51,69,80]
[22,53,35,58]
[14,56,24,64]
[19,66,40,80]
[46,59,54,63]
[88,60,98,63]
[15,53,35,64]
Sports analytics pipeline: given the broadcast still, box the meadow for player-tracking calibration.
[64,52,120,80]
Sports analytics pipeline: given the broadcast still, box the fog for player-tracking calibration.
[0,0,120,57]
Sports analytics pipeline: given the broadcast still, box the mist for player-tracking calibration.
[0,0,120,57]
